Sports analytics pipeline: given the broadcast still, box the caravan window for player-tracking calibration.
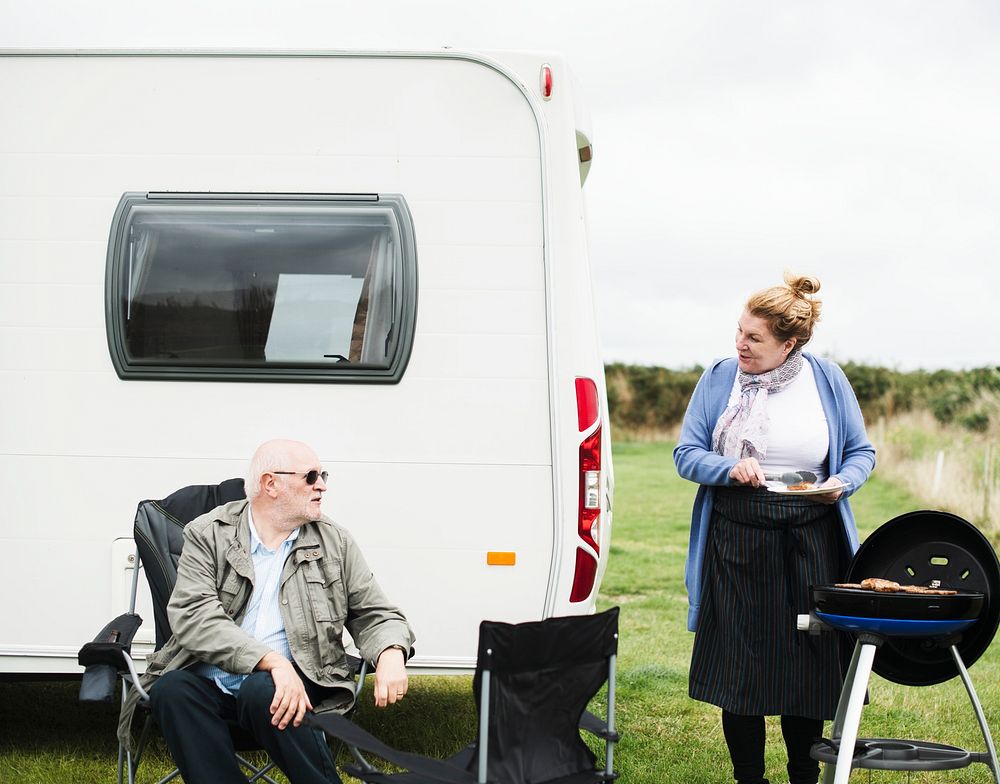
[106,194,416,382]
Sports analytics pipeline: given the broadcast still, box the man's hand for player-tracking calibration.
[256,651,313,729]
[729,457,765,487]
[373,646,408,708]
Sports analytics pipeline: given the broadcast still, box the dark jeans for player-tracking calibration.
[149,669,342,784]
[721,710,822,784]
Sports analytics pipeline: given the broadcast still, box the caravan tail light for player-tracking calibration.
[569,548,598,603]
[579,426,602,550]
[571,377,602,602]
[575,377,599,430]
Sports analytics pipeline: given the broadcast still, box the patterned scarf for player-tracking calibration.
[712,350,804,459]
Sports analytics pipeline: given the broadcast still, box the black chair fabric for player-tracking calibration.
[134,478,245,649]
[309,607,620,784]
[473,608,620,784]
[79,662,118,704]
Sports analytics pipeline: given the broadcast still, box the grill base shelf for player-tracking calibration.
[815,636,999,784]
[812,737,975,771]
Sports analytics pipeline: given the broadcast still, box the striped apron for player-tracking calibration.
[688,486,849,720]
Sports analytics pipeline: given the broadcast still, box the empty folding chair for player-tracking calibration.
[308,607,621,784]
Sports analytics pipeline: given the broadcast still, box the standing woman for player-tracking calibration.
[674,273,875,784]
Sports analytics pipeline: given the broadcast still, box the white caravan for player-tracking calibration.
[0,49,613,675]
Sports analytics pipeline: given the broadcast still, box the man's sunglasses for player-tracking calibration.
[273,470,329,485]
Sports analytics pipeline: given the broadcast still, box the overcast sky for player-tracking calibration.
[4,0,998,370]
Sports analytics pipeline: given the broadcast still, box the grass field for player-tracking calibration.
[871,410,1000,546]
[600,442,999,784]
[1,441,998,783]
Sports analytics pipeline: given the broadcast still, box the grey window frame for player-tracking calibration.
[105,192,417,384]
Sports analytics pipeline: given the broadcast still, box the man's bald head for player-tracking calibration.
[245,439,321,503]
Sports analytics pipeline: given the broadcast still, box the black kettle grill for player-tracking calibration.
[802,510,1000,784]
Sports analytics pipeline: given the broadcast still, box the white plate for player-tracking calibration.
[766,482,850,496]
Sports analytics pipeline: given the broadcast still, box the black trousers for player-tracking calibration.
[149,669,342,784]
[721,710,822,784]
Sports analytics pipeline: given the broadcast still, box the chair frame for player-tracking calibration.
[311,609,620,784]
[117,540,283,784]
[472,649,618,783]
[80,491,368,784]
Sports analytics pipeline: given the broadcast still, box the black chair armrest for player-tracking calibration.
[579,710,620,742]
[79,664,118,704]
[77,613,144,705]
[78,612,143,668]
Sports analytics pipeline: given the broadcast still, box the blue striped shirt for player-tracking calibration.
[195,509,299,695]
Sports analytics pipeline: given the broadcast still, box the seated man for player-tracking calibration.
[117,438,415,784]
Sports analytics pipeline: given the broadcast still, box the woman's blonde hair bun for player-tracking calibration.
[746,271,823,349]
[785,271,821,298]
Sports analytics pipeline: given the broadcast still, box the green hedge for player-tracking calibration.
[604,362,1000,434]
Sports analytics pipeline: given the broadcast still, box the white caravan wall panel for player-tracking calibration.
[415,289,546,336]
[0,539,109,647]
[0,195,116,242]
[0,240,104,284]
[396,157,539,203]
[0,327,109,372]
[1,456,551,552]
[0,283,102,329]
[0,58,535,157]
[2,374,552,463]
[418,246,543,291]
[408,201,541,247]
[0,453,552,663]
[0,242,104,286]
[0,51,569,673]
[0,153,540,203]
[405,334,547,380]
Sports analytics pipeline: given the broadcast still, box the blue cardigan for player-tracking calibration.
[673,353,876,631]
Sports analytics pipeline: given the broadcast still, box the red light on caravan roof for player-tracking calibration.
[540,63,553,100]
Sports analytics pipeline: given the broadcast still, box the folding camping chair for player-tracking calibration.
[77,479,368,784]
[308,607,621,784]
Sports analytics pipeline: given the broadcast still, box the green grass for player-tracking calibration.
[2,442,997,783]
[600,443,999,784]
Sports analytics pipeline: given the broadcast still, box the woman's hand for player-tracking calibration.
[810,477,845,505]
[729,457,766,487]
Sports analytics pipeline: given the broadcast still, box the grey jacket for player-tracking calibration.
[118,500,415,751]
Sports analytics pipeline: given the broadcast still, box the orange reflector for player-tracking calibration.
[487,551,516,566]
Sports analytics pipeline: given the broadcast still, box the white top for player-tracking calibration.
[727,359,830,481]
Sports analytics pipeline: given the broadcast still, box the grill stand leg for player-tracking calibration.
[822,638,878,784]
[950,644,1000,784]
[822,641,862,784]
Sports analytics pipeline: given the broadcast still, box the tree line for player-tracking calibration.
[604,362,1000,436]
